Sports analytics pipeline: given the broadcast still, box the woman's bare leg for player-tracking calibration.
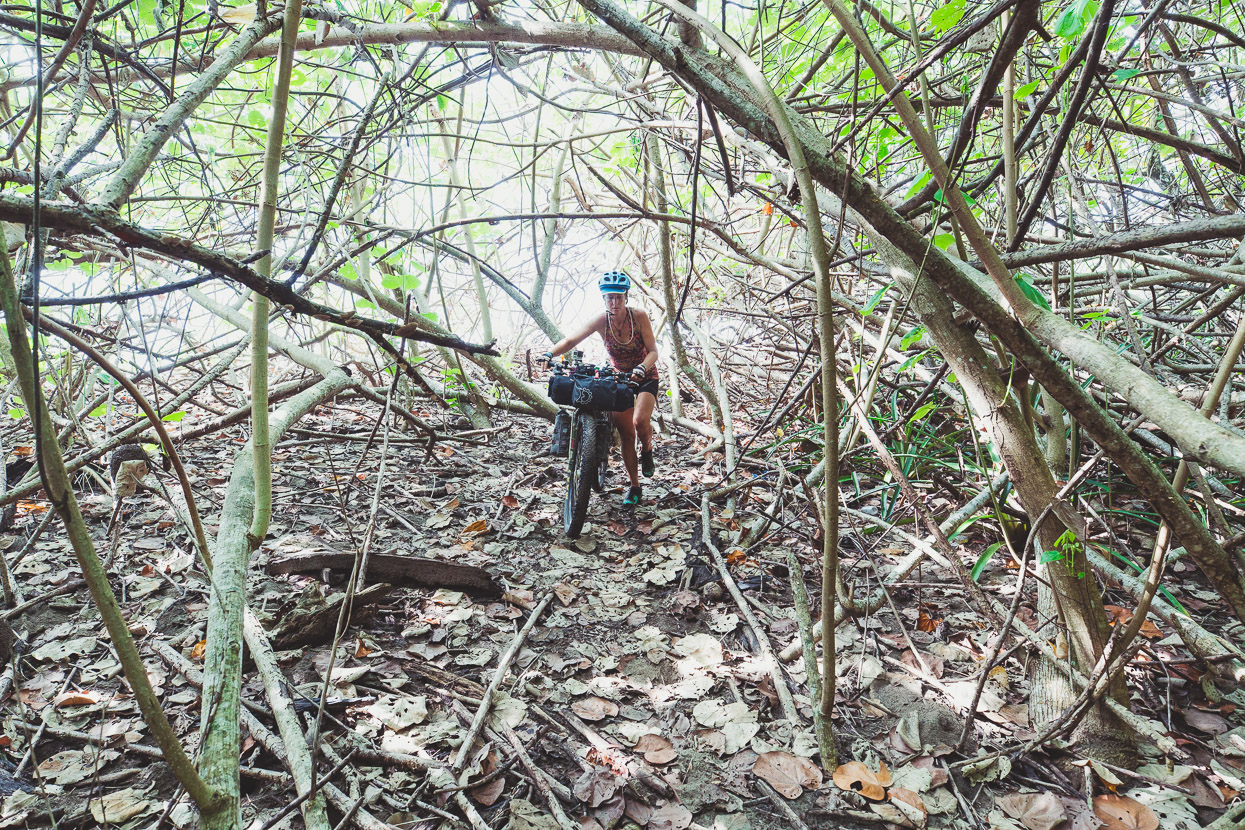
[634,392,656,452]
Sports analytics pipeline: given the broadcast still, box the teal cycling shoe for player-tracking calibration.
[640,449,655,478]
[623,486,642,506]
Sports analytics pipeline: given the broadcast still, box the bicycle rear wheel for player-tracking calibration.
[564,413,597,537]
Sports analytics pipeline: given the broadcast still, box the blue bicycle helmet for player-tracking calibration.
[598,271,631,294]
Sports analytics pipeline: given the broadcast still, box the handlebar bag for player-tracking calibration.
[548,375,635,412]
[548,374,575,405]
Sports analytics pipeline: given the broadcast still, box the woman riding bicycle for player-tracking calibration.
[550,271,659,506]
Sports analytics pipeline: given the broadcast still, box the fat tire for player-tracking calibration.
[564,414,597,537]
[592,417,611,492]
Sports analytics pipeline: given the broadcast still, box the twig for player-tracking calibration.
[754,778,814,830]
[499,723,577,829]
[700,495,800,724]
[452,590,552,773]
[1,578,85,620]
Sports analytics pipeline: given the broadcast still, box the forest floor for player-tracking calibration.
[1,395,1243,830]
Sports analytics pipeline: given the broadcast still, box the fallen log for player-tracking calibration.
[265,551,501,598]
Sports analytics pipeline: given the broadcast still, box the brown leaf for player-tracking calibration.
[191,639,207,661]
[635,734,677,765]
[754,751,824,799]
[54,690,102,708]
[648,802,693,830]
[901,649,944,679]
[573,768,621,807]
[571,696,619,722]
[553,582,578,606]
[462,519,488,535]
[1092,794,1159,830]
[877,787,926,828]
[997,791,1067,830]
[916,608,941,632]
[623,798,652,825]
[832,760,892,801]
[501,495,519,509]
[470,776,505,806]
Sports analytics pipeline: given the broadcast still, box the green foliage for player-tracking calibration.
[929,0,966,33]
[162,411,188,422]
[971,542,1003,582]
[900,326,925,350]
[1014,80,1042,100]
[862,283,891,315]
[1052,0,1098,40]
[1041,528,1085,579]
[1014,274,1051,311]
[381,273,421,291]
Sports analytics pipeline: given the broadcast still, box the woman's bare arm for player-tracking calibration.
[551,312,605,357]
[634,310,659,373]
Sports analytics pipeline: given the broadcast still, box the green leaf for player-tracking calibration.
[1014,80,1041,100]
[161,411,187,422]
[88,403,109,417]
[862,284,890,315]
[971,542,1003,582]
[247,109,267,130]
[355,299,376,310]
[1039,549,1065,565]
[929,0,966,32]
[1014,274,1052,311]
[897,350,929,373]
[933,188,976,206]
[339,261,358,281]
[436,94,449,111]
[8,408,25,419]
[1053,0,1097,40]
[932,233,957,251]
[909,402,937,423]
[900,325,925,350]
[1110,68,1140,82]
[381,273,421,291]
[906,170,933,198]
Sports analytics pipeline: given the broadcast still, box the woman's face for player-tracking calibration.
[604,291,626,314]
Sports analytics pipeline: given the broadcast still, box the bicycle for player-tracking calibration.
[544,352,637,538]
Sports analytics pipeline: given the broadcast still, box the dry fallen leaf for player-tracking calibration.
[996,791,1067,830]
[553,582,578,606]
[754,751,824,799]
[1093,794,1160,830]
[871,786,926,828]
[916,608,941,632]
[470,776,505,806]
[462,519,488,535]
[54,690,102,708]
[191,639,207,661]
[572,696,619,722]
[647,801,693,830]
[501,495,519,509]
[635,733,677,765]
[833,760,892,801]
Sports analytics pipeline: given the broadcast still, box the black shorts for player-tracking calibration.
[634,378,659,400]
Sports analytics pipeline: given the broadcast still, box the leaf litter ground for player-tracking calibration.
[2,400,1245,830]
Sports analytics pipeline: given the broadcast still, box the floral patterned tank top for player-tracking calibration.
[603,309,658,381]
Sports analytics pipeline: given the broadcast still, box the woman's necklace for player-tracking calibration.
[606,308,636,346]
